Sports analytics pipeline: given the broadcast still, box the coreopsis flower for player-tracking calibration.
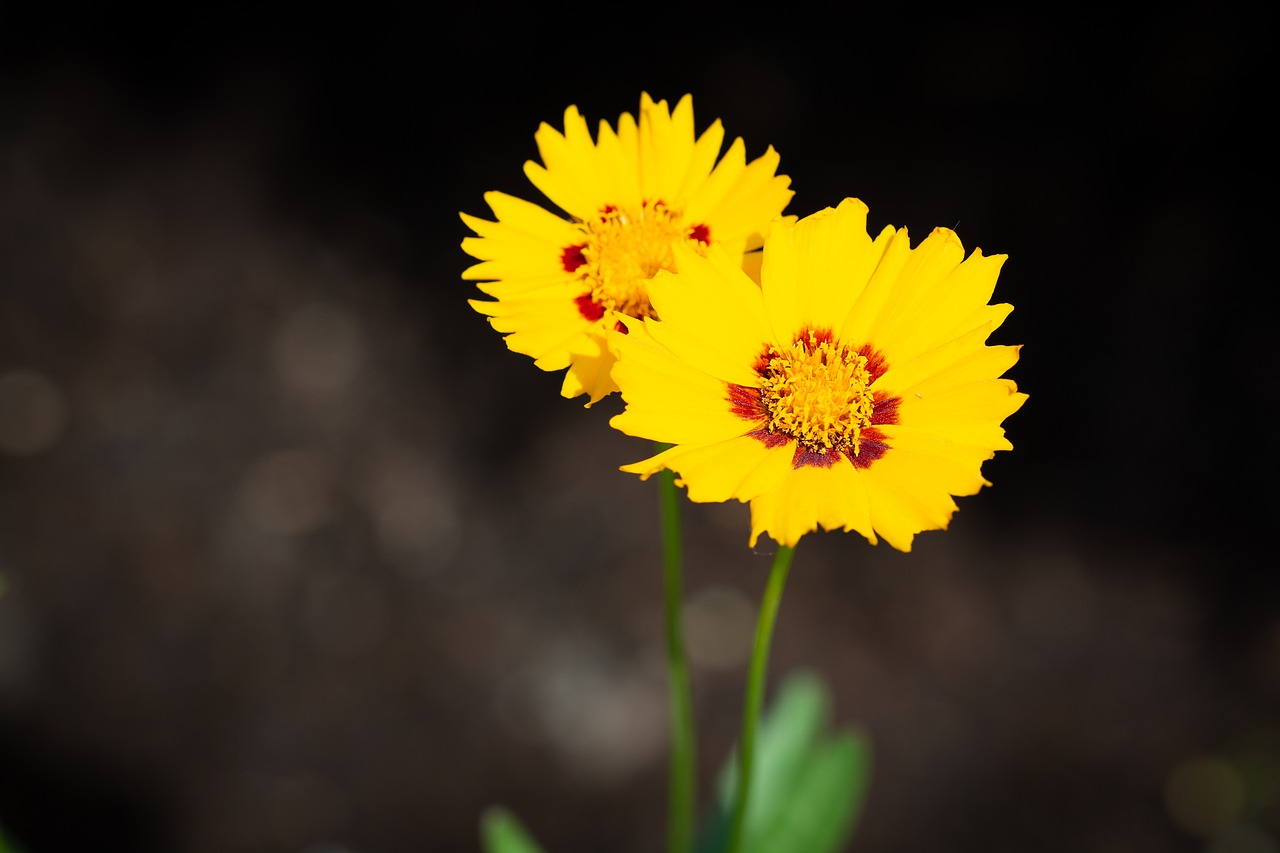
[461,93,793,405]
[609,198,1026,551]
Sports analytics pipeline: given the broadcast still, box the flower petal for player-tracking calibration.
[760,198,893,340]
[559,335,617,405]
[747,461,876,548]
[894,379,1028,451]
[621,434,792,506]
[877,322,1022,397]
[468,291,594,370]
[642,244,774,386]
[860,449,962,552]
[609,320,765,445]
[689,142,795,253]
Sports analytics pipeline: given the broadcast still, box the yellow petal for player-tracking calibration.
[609,321,764,445]
[758,204,802,343]
[747,461,875,548]
[467,191,581,245]
[468,294,591,370]
[586,118,639,210]
[878,428,996,497]
[654,94,696,200]
[690,143,794,250]
[838,224,912,345]
[857,227,968,358]
[620,434,792,506]
[740,248,764,285]
[560,335,618,405]
[533,103,624,217]
[899,379,1027,446]
[472,272,577,299]
[675,118,726,204]
[761,199,892,341]
[460,192,585,284]
[886,248,1009,361]
[860,450,962,552]
[877,322,1021,396]
[643,244,773,385]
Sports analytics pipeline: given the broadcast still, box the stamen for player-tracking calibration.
[729,329,901,469]
[561,200,710,324]
[760,329,875,454]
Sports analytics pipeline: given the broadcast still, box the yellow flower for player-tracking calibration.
[609,198,1027,551]
[461,93,794,405]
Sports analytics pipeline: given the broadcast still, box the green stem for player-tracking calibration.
[659,460,696,853]
[726,543,797,853]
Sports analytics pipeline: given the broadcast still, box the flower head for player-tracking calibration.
[461,93,794,405]
[609,198,1026,551]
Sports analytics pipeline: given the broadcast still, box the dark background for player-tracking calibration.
[1,7,1274,853]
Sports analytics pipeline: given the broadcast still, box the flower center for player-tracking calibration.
[574,200,708,320]
[759,330,877,454]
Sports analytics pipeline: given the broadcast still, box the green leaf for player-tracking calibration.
[722,671,830,829]
[480,806,548,853]
[698,671,873,853]
[745,732,872,853]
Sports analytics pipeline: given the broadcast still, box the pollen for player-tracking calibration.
[759,330,878,455]
[568,200,708,321]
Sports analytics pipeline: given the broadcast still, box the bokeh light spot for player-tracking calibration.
[358,444,459,574]
[272,302,364,396]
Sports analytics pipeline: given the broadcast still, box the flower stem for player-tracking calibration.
[726,542,796,853]
[659,462,696,853]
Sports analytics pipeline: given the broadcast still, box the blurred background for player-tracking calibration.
[1,6,1274,853]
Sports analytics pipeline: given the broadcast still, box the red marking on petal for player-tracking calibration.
[614,320,629,334]
[600,204,618,220]
[748,428,792,449]
[727,382,767,421]
[752,344,773,377]
[858,343,889,383]
[689,223,711,244]
[793,445,841,469]
[561,244,587,272]
[844,428,892,469]
[871,393,900,425]
[575,293,605,322]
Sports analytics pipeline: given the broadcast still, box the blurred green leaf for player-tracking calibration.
[698,670,872,853]
[716,671,829,830]
[745,731,871,853]
[480,806,548,853]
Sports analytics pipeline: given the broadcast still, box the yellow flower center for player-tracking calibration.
[760,330,877,453]
[577,201,707,320]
